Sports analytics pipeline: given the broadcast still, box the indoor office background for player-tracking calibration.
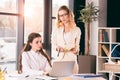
[1,0,120,80]
[0,0,85,72]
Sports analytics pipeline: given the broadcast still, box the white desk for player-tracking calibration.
[5,75,106,80]
[4,72,106,80]
[5,76,106,80]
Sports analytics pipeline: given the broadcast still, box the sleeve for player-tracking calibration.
[51,27,59,58]
[45,60,52,73]
[22,52,31,70]
[51,27,57,50]
[75,27,81,53]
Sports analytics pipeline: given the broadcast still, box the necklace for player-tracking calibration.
[63,32,67,45]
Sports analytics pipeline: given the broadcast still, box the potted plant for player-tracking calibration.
[79,2,99,55]
[77,2,99,73]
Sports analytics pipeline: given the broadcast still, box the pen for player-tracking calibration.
[36,78,44,80]
[3,67,7,72]
[25,75,29,78]
[57,50,60,57]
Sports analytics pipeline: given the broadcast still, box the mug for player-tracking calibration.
[0,71,5,80]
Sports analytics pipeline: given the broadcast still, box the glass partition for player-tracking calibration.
[0,0,17,13]
[24,0,44,43]
[0,15,17,72]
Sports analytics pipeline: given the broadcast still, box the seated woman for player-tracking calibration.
[18,32,52,75]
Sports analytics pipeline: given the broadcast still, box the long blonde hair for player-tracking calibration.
[56,5,76,28]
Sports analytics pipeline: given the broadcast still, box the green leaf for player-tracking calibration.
[78,2,99,23]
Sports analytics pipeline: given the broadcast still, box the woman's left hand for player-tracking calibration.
[43,71,49,75]
[71,48,77,54]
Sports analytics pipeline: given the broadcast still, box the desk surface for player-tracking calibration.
[4,72,106,80]
[5,75,106,80]
[5,77,106,80]
[59,77,106,80]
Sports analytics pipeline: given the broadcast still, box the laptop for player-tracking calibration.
[49,61,75,77]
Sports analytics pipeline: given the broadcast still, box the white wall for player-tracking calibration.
[99,0,107,27]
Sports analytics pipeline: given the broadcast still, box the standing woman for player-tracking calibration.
[51,5,81,74]
[18,32,52,75]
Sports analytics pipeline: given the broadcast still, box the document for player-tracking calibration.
[7,71,29,78]
[36,75,57,80]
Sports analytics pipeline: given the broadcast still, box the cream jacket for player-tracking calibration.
[51,26,81,59]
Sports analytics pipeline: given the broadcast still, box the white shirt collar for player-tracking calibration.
[30,49,39,55]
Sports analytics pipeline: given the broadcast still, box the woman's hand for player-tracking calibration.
[71,48,78,54]
[43,71,49,75]
[56,46,78,54]
[56,46,64,52]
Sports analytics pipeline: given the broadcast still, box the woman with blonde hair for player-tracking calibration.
[51,5,81,74]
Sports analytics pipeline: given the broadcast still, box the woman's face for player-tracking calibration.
[30,37,42,52]
[58,10,69,24]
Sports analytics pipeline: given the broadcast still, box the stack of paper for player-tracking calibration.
[36,75,57,80]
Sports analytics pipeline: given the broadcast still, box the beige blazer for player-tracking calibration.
[51,26,81,59]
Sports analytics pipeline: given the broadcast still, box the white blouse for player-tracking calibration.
[22,50,51,75]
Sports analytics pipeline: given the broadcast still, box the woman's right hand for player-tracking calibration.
[56,46,64,52]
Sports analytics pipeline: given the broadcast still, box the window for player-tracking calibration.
[0,0,18,72]
[24,0,44,43]
[0,0,44,72]
[0,0,17,13]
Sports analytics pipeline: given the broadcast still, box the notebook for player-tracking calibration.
[72,74,104,78]
[49,61,75,77]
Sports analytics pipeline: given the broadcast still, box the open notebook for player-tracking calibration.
[49,61,75,77]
